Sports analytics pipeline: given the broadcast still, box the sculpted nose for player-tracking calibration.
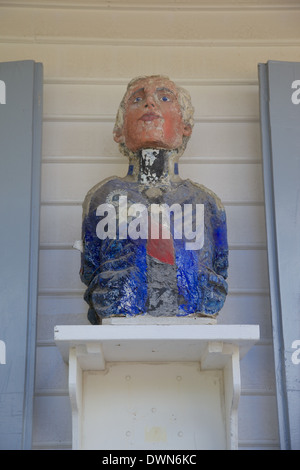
[145,94,156,108]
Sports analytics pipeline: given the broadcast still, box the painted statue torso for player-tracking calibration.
[80,151,228,323]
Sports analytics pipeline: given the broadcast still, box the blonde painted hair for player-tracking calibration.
[113,75,195,158]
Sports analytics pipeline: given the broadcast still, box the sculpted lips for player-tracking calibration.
[139,112,161,122]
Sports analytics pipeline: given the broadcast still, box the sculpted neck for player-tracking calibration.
[125,148,181,185]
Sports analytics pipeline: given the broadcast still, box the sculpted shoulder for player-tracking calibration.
[82,175,125,217]
[185,178,225,212]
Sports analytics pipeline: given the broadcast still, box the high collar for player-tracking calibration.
[124,148,181,186]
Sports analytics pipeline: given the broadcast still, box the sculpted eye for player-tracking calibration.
[133,96,143,103]
[161,96,170,102]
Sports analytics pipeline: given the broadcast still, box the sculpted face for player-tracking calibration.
[114,77,192,152]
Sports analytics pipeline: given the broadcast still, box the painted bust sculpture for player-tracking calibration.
[80,75,228,324]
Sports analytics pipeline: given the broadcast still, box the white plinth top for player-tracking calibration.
[54,324,259,368]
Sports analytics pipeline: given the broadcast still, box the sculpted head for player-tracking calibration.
[113,75,194,158]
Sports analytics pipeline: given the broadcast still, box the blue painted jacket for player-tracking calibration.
[80,177,228,323]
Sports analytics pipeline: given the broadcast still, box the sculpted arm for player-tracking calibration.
[80,186,148,323]
[199,202,228,316]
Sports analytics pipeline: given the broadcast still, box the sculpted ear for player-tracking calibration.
[113,127,125,144]
[183,124,192,137]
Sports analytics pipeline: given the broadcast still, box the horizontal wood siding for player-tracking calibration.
[1,0,298,450]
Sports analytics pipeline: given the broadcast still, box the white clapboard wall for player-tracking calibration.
[1,0,300,450]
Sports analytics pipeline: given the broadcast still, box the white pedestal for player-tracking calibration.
[55,324,259,450]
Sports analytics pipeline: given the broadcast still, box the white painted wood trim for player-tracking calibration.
[55,324,259,450]
[69,347,82,450]
[224,344,241,450]
[55,324,259,364]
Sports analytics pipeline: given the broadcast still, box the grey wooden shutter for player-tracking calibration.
[259,60,300,450]
[0,60,43,450]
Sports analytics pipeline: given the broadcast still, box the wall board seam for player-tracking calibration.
[43,114,259,123]
[2,36,300,48]
[2,1,300,12]
[34,387,275,397]
[44,78,259,86]
[35,340,272,348]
